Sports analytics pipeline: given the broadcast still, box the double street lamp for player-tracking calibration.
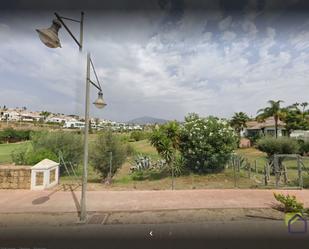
[36,12,106,222]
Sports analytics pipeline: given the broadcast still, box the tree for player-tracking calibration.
[89,120,93,134]
[257,100,284,138]
[281,103,309,135]
[300,102,309,120]
[149,121,180,188]
[40,111,51,120]
[230,112,249,138]
[94,118,100,126]
[90,131,127,180]
[256,136,299,172]
[31,131,83,166]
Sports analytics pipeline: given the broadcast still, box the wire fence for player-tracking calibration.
[228,154,309,189]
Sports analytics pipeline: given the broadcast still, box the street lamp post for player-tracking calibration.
[36,12,106,222]
[80,52,106,222]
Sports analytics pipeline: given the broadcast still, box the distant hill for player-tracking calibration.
[127,116,169,125]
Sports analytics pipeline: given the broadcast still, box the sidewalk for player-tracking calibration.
[0,189,308,213]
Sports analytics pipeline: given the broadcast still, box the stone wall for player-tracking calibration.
[0,165,31,189]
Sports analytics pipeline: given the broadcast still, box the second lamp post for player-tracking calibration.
[36,11,106,222]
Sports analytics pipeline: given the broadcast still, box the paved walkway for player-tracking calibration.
[0,189,309,213]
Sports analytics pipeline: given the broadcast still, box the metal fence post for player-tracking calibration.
[233,157,237,188]
[274,155,279,188]
[297,155,303,189]
[264,165,268,186]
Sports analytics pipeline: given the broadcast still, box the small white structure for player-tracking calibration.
[31,159,59,190]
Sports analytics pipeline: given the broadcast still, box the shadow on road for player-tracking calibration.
[32,187,63,205]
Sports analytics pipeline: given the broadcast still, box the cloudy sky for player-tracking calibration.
[1,0,309,121]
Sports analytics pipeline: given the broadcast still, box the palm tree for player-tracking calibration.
[300,102,308,120]
[230,112,249,138]
[257,100,284,138]
[149,121,180,189]
[40,111,51,120]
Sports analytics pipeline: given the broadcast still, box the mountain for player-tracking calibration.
[127,116,169,125]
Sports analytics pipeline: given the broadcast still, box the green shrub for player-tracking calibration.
[11,146,30,165]
[245,132,262,145]
[179,114,238,173]
[90,131,127,179]
[26,148,58,165]
[126,144,136,156]
[256,137,299,158]
[118,133,130,143]
[298,140,309,155]
[130,131,148,141]
[11,145,58,165]
[31,131,83,165]
[131,171,145,181]
[274,193,304,213]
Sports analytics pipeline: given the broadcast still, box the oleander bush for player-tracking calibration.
[179,113,238,173]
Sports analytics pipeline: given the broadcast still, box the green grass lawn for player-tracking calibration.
[0,141,30,164]
[129,139,160,159]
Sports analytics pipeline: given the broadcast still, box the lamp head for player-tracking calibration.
[93,91,107,109]
[36,19,62,48]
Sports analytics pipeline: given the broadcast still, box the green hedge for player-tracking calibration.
[0,129,31,143]
[256,136,299,158]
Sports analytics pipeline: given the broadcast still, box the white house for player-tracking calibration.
[20,112,43,122]
[242,117,287,137]
[0,110,20,121]
[46,116,67,123]
[63,120,85,129]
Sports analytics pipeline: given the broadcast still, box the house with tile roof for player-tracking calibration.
[242,117,287,137]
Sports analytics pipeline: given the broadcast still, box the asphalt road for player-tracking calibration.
[1,220,308,249]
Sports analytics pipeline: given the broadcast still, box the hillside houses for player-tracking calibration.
[0,107,143,131]
[0,108,44,122]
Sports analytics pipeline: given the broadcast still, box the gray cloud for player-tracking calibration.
[1,3,309,122]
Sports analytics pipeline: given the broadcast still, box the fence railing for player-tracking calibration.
[229,154,309,189]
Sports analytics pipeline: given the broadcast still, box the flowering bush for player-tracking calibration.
[179,113,238,173]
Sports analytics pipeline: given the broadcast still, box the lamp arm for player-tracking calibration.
[89,79,102,92]
[58,16,80,23]
[54,12,82,49]
[89,58,102,91]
